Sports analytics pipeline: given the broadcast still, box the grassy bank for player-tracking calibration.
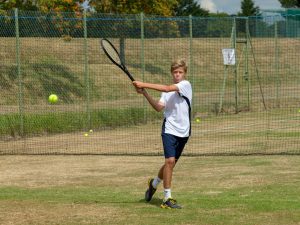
[0,108,161,138]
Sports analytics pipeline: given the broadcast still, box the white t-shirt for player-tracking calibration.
[159,80,192,137]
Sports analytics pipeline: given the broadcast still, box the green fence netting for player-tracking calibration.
[0,9,299,155]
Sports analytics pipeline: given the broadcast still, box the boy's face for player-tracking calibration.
[172,67,186,83]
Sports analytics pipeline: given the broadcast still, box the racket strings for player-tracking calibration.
[102,41,122,65]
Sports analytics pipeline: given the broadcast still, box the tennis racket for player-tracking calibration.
[100,38,135,82]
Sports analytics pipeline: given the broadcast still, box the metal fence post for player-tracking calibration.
[83,10,91,129]
[274,20,280,107]
[189,15,194,115]
[140,12,146,122]
[232,18,239,114]
[15,8,24,136]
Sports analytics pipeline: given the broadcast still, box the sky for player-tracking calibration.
[198,0,282,14]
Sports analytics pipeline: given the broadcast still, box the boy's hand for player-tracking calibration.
[133,81,147,94]
[135,87,144,94]
[132,81,144,89]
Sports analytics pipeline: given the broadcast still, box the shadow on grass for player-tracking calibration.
[4,63,85,103]
[138,197,162,208]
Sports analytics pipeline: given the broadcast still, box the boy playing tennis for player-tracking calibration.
[132,59,192,209]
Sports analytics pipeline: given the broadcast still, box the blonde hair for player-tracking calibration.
[170,59,188,73]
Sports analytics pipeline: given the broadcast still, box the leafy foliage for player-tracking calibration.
[279,0,300,8]
[38,0,82,13]
[174,0,209,16]
[0,0,211,17]
[0,0,38,10]
[92,0,178,16]
[238,0,260,16]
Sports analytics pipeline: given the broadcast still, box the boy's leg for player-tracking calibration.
[145,134,188,206]
[160,135,188,209]
[145,165,164,202]
[158,164,164,179]
[161,134,178,201]
[163,157,175,190]
[162,157,175,202]
[160,156,183,209]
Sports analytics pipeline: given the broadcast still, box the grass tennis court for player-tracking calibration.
[0,155,299,225]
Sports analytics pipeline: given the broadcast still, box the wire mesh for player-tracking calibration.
[0,10,299,155]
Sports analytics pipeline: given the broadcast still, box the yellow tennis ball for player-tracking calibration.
[89,129,93,133]
[298,109,300,113]
[48,94,58,104]
[196,118,200,123]
[84,133,88,137]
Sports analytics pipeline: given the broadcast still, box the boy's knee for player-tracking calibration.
[165,157,176,167]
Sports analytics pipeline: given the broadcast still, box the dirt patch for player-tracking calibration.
[0,155,155,188]
[0,200,124,225]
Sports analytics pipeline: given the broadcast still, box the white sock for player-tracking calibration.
[164,188,172,201]
[152,177,162,189]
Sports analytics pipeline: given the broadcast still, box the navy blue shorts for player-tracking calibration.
[161,133,189,159]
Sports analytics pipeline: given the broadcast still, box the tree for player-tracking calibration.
[238,0,260,16]
[209,12,230,17]
[38,0,83,13]
[36,0,87,39]
[0,0,90,12]
[92,0,178,16]
[278,0,300,7]
[236,0,260,38]
[174,0,209,16]
[0,0,38,10]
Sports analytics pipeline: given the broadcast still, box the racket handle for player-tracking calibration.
[125,70,135,81]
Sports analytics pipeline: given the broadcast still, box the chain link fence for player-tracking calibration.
[0,9,299,155]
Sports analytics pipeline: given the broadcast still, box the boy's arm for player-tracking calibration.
[133,81,178,93]
[137,88,165,112]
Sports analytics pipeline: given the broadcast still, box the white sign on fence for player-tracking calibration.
[222,48,236,65]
